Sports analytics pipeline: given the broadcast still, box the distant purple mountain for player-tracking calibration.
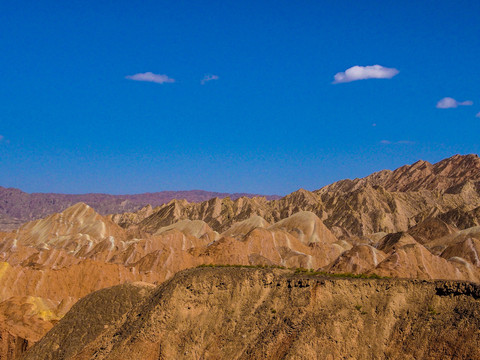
[0,187,281,230]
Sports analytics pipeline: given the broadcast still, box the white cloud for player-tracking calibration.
[201,74,219,85]
[476,112,480,118]
[381,140,415,145]
[436,97,473,109]
[333,65,399,84]
[0,135,3,141]
[125,72,175,84]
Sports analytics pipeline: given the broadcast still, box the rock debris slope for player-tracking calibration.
[23,267,480,360]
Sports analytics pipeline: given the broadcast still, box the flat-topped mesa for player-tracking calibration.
[23,267,480,360]
[3,154,480,359]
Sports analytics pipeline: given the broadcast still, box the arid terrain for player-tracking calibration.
[0,154,479,358]
[23,267,480,360]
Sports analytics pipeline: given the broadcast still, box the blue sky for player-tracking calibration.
[1,1,479,195]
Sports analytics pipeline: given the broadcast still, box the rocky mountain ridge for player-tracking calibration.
[109,154,480,239]
[317,153,480,193]
[0,189,280,231]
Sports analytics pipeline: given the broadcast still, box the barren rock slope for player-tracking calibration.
[24,267,480,360]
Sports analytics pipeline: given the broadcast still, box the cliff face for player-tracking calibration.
[24,267,480,360]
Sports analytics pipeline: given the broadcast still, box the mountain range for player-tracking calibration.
[0,189,281,231]
[1,153,480,358]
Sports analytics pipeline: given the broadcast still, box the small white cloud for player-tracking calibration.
[333,65,399,84]
[381,140,415,145]
[436,97,473,109]
[201,74,219,85]
[0,135,3,141]
[125,72,175,84]
[476,112,480,118]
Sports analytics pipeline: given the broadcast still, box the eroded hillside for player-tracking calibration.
[23,267,480,360]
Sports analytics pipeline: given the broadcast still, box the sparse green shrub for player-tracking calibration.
[196,264,286,270]
[428,305,438,315]
[196,264,389,279]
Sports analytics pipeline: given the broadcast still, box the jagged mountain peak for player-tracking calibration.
[318,154,480,194]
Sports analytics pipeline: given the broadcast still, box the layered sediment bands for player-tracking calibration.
[24,267,480,360]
